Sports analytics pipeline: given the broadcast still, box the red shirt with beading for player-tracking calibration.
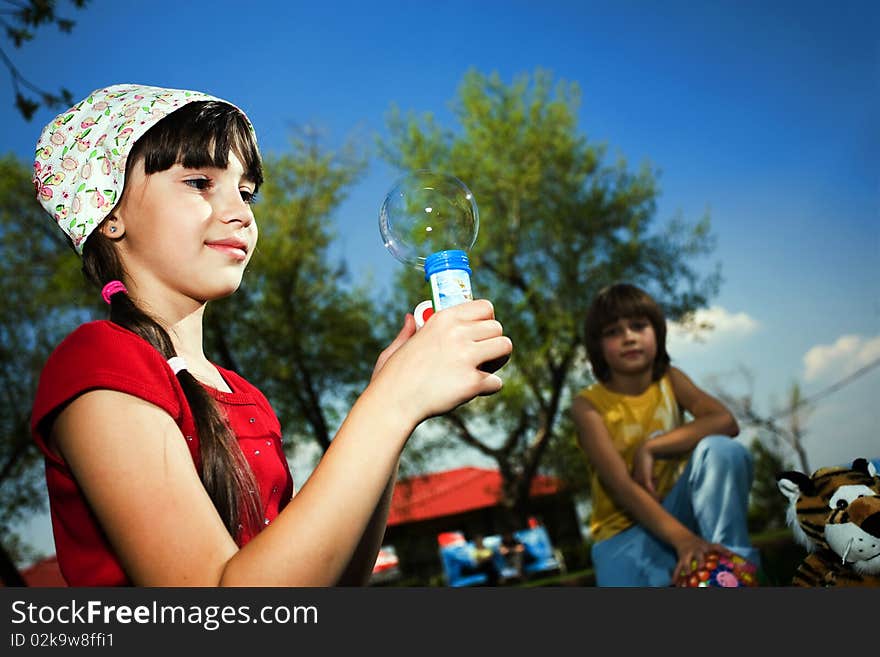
[30,321,294,586]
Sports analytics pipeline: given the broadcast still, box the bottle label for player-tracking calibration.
[429,268,473,311]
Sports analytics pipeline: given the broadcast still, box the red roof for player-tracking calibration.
[19,556,66,587]
[386,466,562,527]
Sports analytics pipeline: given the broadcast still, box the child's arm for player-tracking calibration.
[648,366,738,453]
[53,299,512,586]
[336,466,398,585]
[336,315,415,585]
[630,367,738,495]
[572,394,726,582]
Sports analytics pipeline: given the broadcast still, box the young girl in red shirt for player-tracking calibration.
[30,84,512,586]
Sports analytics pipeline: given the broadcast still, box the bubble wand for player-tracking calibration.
[379,170,479,328]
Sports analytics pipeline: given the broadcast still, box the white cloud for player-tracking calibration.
[667,306,759,354]
[803,334,880,382]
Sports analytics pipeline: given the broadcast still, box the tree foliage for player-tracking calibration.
[0,153,97,571]
[380,69,721,524]
[746,436,790,533]
[1,0,88,120]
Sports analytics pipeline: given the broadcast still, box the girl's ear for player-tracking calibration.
[100,216,125,240]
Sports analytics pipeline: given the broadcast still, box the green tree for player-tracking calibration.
[1,0,88,120]
[380,69,720,526]
[746,436,790,533]
[205,128,384,458]
[0,153,97,580]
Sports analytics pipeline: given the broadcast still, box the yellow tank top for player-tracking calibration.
[578,374,688,542]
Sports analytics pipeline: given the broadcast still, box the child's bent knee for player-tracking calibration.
[694,435,751,470]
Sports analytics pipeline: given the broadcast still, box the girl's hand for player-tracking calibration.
[631,442,659,499]
[671,534,734,585]
[370,299,512,425]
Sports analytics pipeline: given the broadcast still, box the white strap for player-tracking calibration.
[167,356,188,375]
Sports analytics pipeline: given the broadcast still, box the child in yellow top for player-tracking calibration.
[572,283,759,586]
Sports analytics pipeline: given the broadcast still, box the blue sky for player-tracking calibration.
[4,0,878,558]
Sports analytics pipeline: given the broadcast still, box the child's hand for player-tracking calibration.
[370,299,512,424]
[671,535,735,585]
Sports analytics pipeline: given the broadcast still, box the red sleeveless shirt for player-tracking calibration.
[30,321,294,586]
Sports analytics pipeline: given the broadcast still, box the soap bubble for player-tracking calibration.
[379,170,479,270]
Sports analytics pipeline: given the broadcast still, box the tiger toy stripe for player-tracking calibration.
[776,457,880,587]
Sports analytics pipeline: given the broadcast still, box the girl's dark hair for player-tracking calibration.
[134,101,263,186]
[81,101,263,542]
[583,283,671,383]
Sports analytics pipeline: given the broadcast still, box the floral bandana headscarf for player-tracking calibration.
[33,83,249,254]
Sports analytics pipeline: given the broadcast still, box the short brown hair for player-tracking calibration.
[583,283,670,382]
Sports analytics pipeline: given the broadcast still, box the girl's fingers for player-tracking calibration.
[476,372,504,396]
[444,298,495,321]
[466,319,505,343]
[382,300,510,417]
[473,335,512,374]
[472,335,513,364]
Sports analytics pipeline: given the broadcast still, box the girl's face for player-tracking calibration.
[112,150,258,305]
[600,316,657,378]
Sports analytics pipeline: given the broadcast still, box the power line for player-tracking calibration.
[775,355,880,419]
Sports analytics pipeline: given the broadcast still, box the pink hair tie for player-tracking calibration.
[101,280,128,304]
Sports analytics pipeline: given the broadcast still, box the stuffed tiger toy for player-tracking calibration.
[776,457,880,587]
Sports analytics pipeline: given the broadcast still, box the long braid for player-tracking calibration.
[82,233,262,542]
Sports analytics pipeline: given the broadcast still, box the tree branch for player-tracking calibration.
[444,411,498,459]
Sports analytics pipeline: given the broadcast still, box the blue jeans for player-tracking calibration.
[591,436,760,587]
